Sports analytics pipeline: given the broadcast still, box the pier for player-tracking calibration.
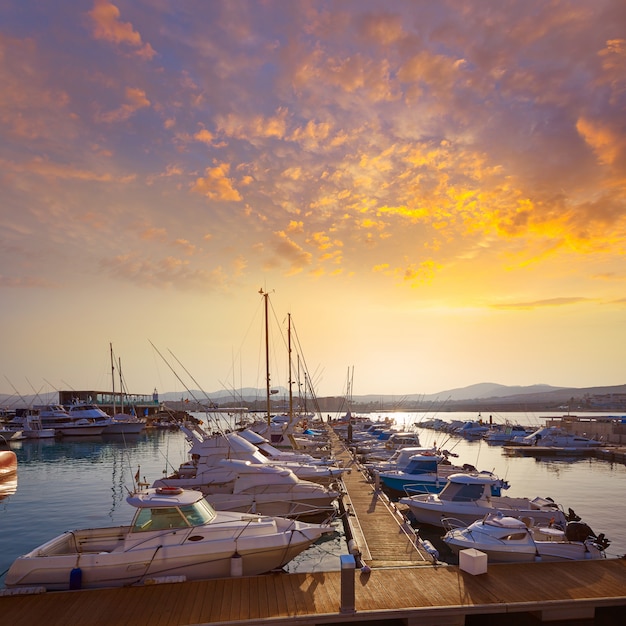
[2,426,626,625]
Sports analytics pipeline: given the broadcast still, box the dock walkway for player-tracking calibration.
[332,431,435,567]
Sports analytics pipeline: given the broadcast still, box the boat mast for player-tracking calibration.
[260,289,271,426]
[118,357,124,413]
[110,342,116,415]
[288,312,293,421]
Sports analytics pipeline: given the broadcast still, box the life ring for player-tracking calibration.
[156,486,183,495]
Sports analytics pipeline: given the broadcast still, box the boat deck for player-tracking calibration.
[2,425,626,625]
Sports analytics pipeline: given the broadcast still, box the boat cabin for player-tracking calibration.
[438,472,508,502]
[128,488,216,532]
[402,454,442,476]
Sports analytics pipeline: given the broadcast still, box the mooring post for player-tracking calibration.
[339,554,356,614]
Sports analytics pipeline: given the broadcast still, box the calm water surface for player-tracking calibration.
[1,411,625,587]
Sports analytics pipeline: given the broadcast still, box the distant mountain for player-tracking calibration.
[353,383,565,403]
[422,382,563,402]
[2,382,624,410]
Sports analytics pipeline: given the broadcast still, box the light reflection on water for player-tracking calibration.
[1,410,625,587]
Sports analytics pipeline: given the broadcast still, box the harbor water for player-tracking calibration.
[1,411,625,588]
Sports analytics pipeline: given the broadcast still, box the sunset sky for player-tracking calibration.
[1,0,625,403]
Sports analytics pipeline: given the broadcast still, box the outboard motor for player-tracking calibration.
[565,521,594,542]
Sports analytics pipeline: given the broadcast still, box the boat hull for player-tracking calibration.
[5,520,329,591]
[401,497,566,528]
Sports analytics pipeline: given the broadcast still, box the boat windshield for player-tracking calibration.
[440,482,484,502]
[131,499,216,532]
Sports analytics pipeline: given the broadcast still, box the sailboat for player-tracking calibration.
[150,291,341,521]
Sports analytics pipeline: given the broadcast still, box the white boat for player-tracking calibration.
[4,486,333,591]
[514,426,602,448]
[238,428,342,469]
[176,425,346,486]
[67,403,144,435]
[455,421,490,439]
[399,472,575,528]
[7,413,55,439]
[35,404,105,437]
[153,458,339,521]
[443,512,610,563]
[484,423,533,444]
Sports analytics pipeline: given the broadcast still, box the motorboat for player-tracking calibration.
[376,452,478,496]
[6,413,55,439]
[238,428,343,469]
[513,426,602,448]
[484,423,533,444]
[4,486,333,591]
[364,446,438,473]
[455,421,490,439]
[176,425,346,485]
[153,458,339,521]
[35,404,105,437]
[443,512,610,563]
[355,431,422,461]
[399,471,575,528]
[67,403,144,435]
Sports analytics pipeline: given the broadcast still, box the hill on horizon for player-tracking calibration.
[2,382,624,409]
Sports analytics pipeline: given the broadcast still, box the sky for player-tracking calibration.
[1,0,626,404]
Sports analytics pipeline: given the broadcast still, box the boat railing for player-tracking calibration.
[441,517,468,531]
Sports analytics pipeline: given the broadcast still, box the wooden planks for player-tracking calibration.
[2,561,626,625]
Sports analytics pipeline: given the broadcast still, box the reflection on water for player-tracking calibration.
[0,475,17,501]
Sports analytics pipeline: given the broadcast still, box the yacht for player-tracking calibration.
[34,404,105,437]
[399,471,576,528]
[5,486,333,590]
[67,403,144,435]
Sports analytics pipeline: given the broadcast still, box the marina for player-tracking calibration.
[2,411,626,624]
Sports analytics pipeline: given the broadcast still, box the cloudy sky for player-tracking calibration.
[1,0,625,403]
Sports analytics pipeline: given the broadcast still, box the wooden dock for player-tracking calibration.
[2,427,626,625]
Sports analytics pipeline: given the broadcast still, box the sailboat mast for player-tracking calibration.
[262,290,271,426]
[110,343,116,415]
[118,357,124,413]
[288,313,293,421]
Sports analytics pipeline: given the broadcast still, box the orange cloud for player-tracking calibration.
[576,117,623,166]
[191,163,242,201]
[140,227,167,241]
[173,239,196,255]
[194,129,214,145]
[97,87,150,123]
[1,157,132,183]
[89,0,156,60]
